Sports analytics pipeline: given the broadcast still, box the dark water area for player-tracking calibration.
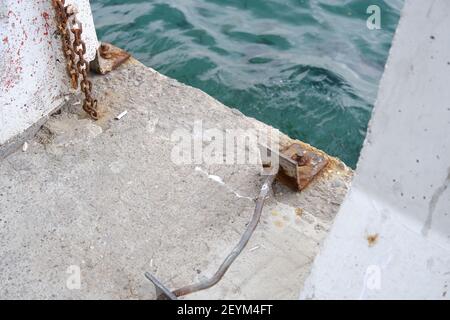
[92,0,403,168]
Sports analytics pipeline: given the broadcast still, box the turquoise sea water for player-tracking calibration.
[91,0,403,168]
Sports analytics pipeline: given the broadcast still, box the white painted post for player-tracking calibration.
[0,0,98,154]
[300,0,450,300]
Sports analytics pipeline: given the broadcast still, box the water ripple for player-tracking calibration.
[92,0,402,167]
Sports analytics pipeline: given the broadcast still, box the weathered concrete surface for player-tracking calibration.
[0,59,351,299]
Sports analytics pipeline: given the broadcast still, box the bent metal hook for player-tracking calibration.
[144,173,277,300]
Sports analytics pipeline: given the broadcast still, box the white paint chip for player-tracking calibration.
[194,166,253,201]
[22,142,29,152]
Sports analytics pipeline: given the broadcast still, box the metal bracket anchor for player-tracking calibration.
[90,42,131,75]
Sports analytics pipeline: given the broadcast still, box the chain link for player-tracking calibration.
[52,0,99,120]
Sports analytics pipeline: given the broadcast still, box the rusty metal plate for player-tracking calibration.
[90,42,131,75]
[260,142,328,191]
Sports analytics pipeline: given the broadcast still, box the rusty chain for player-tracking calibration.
[52,0,99,120]
[52,0,77,89]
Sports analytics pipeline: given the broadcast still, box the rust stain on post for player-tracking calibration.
[367,234,379,247]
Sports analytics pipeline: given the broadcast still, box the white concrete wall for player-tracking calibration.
[0,0,98,147]
[300,0,450,299]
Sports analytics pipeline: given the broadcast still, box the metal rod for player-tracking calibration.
[144,272,178,300]
[171,173,276,298]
